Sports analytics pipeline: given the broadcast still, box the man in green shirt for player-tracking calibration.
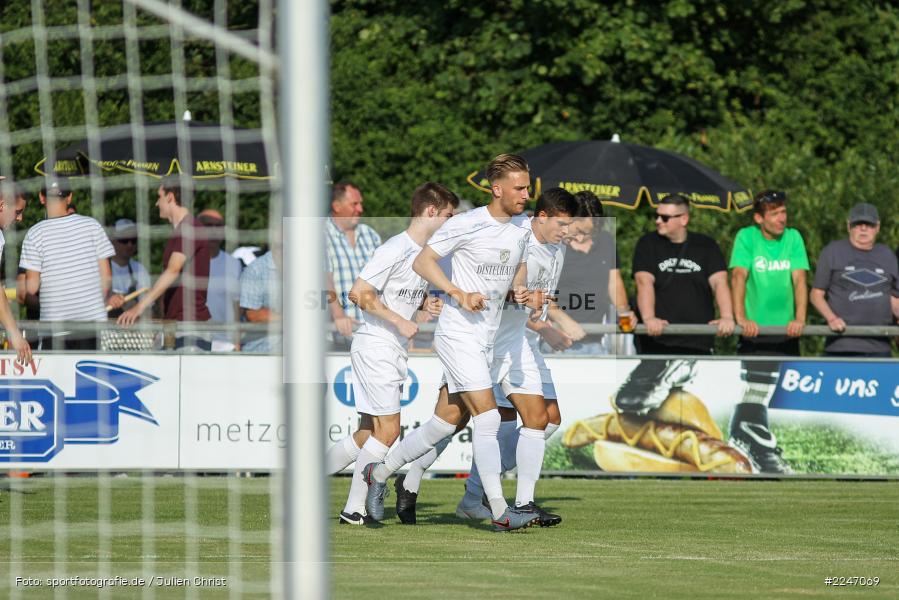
[727,190,809,473]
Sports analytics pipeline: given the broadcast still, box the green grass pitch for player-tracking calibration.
[1,476,896,598]
[331,477,898,599]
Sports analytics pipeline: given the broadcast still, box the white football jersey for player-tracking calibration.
[352,231,428,351]
[494,219,566,353]
[428,206,531,347]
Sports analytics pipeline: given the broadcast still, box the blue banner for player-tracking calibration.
[0,360,159,462]
[770,361,899,417]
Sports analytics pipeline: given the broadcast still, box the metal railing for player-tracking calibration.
[7,320,279,352]
[6,321,897,353]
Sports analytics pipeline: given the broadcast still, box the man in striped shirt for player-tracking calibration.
[20,178,114,350]
[325,182,381,348]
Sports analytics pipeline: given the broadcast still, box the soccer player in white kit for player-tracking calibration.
[363,154,545,532]
[456,187,577,526]
[334,182,458,525]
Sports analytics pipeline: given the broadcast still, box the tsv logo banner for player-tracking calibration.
[0,360,159,462]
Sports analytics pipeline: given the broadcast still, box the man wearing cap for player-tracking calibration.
[106,218,151,318]
[20,178,115,350]
[811,203,899,357]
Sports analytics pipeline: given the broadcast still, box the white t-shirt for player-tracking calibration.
[111,258,151,295]
[494,219,566,352]
[20,214,115,322]
[207,251,243,324]
[353,231,428,352]
[428,206,531,347]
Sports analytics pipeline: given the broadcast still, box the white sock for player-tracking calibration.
[544,422,559,440]
[403,435,452,494]
[467,419,517,502]
[325,434,360,475]
[374,415,455,482]
[514,427,545,507]
[342,437,389,515]
[465,462,484,503]
[498,420,519,472]
[472,410,506,519]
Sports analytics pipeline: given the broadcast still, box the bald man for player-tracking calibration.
[198,208,243,350]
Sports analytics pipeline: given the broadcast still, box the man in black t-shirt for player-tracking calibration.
[632,193,735,355]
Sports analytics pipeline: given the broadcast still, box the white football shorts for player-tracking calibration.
[349,344,407,416]
[493,340,556,408]
[434,333,494,393]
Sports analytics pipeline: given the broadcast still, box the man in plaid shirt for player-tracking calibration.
[326,182,381,348]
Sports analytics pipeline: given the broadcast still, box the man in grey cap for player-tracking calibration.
[811,202,899,356]
[106,218,151,317]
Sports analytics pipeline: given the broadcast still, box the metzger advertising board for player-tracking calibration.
[179,355,284,469]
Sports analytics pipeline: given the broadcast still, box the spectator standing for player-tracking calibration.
[198,209,243,351]
[553,191,633,354]
[811,203,899,357]
[325,182,381,348]
[730,190,809,354]
[106,218,151,317]
[239,248,281,352]
[632,193,735,355]
[727,190,809,474]
[118,179,211,348]
[0,182,40,324]
[0,179,32,363]
[20,179,114,350]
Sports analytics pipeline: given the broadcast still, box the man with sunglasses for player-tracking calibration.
[810,203,898,357]
[613,193,734,417]
[728,190,809,473]
[632,193,734,355]
[106,218,151,318]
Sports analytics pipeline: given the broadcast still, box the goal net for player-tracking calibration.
[0,1,293,597]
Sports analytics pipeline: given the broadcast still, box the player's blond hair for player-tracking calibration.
[485,153,529,184]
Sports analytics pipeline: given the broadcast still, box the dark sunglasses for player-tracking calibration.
[116,238,138,245]
[756,191,787,205]
[654,212,686,223]
[849,221,875,229]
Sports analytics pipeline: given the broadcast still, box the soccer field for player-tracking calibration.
[1,476,896,599]
[331,477,898,600]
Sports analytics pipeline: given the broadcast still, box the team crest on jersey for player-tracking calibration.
[500,249,510,264]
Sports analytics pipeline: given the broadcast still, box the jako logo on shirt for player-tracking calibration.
[753,257,791,272]
[333,365,418,407]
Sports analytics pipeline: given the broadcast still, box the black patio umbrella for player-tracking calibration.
[35,121,275,181]
[466,139,752,212]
